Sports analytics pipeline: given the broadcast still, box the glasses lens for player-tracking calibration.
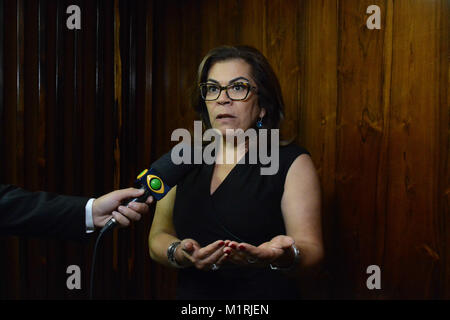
[227,83,250,100]
[200,84,220,101]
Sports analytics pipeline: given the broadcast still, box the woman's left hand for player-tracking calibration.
[223,235,296,267]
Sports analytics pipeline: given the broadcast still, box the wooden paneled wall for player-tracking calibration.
[0,0,448,299]
[0,0,156,299]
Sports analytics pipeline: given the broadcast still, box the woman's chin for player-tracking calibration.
[212,124,236,135]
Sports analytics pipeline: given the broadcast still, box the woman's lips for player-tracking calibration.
[216,113,236,120]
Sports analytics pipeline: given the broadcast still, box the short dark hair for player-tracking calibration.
[192,45,285,130]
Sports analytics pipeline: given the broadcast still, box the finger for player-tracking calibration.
[222,246,241,262]
[181,250,196,264]
[181,239,205,269]
[127,201,149,215]
[182,241,194,252]
[237,243,260,257]
[223,246,233,256]
[123,187,145,198]
[144,195,154,205]
[236,245,257,260]
[223,245,249,265]
[286,237,295,247]
[112,211,130,227]
[180,240,199,264]
[201,246,227,267]
[214,250,230,266]
[279,236,295,248]
[271,235,295,249]
[197,240,225,259]
[226,250,248,266]
[117,205,142,222]
[181,239,200,253]
[237,244,277,265]
[226,241,239,250]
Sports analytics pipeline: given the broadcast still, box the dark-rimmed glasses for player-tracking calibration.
[199,82,256,101]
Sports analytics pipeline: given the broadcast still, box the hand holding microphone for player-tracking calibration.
[90,142,198,299]
[92,188,154,229]
[100,143,197,233]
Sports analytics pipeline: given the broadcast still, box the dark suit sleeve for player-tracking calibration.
[0,184,91,241]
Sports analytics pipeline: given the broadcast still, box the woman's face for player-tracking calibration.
[205,59,265,136]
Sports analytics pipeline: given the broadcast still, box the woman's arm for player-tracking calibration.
[279,153,324,270]
[225,153,324,274]
[148,186,228,270]
[148,186,180,267]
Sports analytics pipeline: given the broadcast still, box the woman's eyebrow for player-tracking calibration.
[206,76,250,84]
[228,76,250,83]
[206,78,220,84]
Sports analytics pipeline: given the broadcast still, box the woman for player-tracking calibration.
[148,45,323,299]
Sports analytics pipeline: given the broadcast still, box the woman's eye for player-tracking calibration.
[232,84,246,91]
[207,86,219,93]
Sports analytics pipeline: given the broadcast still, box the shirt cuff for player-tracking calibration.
[85,198,96,233]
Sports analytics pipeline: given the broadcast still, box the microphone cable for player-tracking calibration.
[88,143,199,299]
[89,187,150,300]
[89,218,113,300]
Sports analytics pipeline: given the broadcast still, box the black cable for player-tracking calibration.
[89,188,150,300]
[89,226,109,300]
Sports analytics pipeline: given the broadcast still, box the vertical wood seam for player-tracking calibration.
[379,0,394,275]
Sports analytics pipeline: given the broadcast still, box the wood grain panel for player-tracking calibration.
[0,0,448,300]
[23,0,46,299]
[44,0,64,299]
[335,0,389,299]
[298,0,338,299]
[264,0,300,140]
[178,0,201,131]
[139,0,154,299]
[383,0,445,299]
[1,0,26,299]
[238,0,266,50]
[150,1,180,298]
[439,0,450,299]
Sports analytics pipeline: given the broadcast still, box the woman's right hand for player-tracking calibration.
[176,239,227,271]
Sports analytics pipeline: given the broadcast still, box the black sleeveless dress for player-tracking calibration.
[172,143,310,300]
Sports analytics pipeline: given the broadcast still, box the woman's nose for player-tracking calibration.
[216,88,231,105]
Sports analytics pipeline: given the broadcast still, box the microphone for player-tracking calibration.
[90,142,199,300]
[100,143,197,234]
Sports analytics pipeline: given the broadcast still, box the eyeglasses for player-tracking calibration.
[199,82,256,101]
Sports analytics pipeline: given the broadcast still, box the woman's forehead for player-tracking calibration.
[207,58,252,83]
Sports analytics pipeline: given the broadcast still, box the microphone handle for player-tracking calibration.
[99,188,151,234]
